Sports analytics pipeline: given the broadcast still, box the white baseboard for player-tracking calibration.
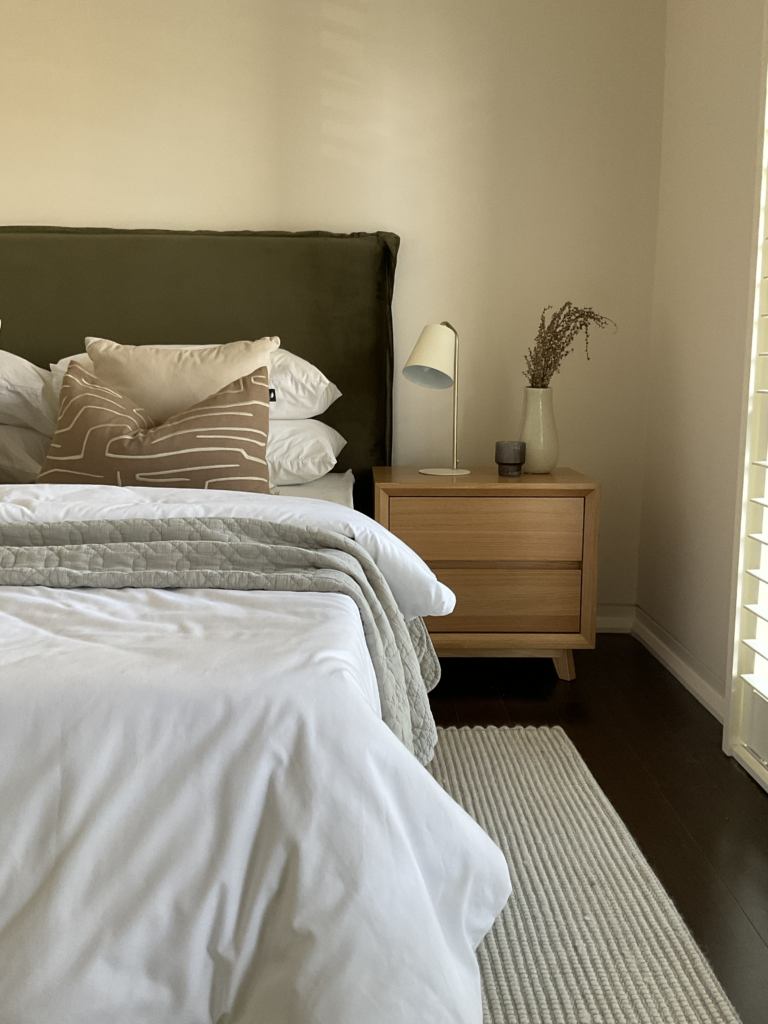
[596,605,636,633]
[631,608,726,722]
[596,604,726,722]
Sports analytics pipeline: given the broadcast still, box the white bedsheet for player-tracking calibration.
[272,468,355,507]
[0,485,510,1024]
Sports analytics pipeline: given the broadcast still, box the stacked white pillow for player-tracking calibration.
[0,350,58,482]
[267,348,346,484]
[0,338,346,486]
[269,348,343,421]
[267,418,346,486]
[0,423,53,483]
[0,349,59,435]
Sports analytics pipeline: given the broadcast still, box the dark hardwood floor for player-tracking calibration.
[430,634,768,1024]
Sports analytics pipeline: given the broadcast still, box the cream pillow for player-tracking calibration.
[85,336,280,424]
[51,346,342,421]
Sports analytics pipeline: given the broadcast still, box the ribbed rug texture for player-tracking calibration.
[427,726,741,1024]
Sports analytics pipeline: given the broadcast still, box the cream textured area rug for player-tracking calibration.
[427,726,741,1024]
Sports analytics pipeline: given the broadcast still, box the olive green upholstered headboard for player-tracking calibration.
[0,227,399,514]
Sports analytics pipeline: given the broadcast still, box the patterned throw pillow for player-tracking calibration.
[37,362,270,492]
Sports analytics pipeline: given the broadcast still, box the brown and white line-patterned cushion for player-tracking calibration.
[37,362,270,492]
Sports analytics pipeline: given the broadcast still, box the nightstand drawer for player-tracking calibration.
[389,497,584,562]
[425,569,582,632]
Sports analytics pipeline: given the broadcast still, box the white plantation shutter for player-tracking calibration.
[728,103,768,791]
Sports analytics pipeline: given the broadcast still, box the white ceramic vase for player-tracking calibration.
[519,387,559,474]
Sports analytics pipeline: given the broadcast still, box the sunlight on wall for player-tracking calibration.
[0,0,667,606]
[637,0,767,693]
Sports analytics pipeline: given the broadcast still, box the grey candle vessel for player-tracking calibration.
[495,441,526,477]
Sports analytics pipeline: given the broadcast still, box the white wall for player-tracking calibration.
[0,0,666,608]
[637,0,768,703]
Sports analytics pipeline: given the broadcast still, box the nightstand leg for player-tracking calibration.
[553,649,576,681]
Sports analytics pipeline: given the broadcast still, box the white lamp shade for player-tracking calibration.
[402,323,456,390]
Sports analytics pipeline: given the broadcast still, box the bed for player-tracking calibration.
[0,227,510,1024]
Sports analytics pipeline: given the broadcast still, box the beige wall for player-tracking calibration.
[637,0,767,699]
[0,0,666,607]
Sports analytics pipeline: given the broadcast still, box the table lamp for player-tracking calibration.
[402,321,470,475]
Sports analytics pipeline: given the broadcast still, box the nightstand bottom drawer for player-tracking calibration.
[425,569,582,633]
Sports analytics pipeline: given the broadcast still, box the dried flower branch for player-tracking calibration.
[523,302,615,389]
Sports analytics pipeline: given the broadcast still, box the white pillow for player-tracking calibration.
[267,418,347,485]
[51,347,342,421]
[85,336,280,424]
[0,350,59,435]
[0,425,51,483]
[269,349,342,419]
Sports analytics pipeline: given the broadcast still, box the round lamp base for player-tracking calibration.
[419,468,471,476]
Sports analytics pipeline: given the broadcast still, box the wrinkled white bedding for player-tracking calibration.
[0,485,510,1024]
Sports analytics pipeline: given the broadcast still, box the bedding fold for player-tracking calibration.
[0,516,439,765]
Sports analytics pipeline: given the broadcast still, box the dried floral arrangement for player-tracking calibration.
[523,302,615,388]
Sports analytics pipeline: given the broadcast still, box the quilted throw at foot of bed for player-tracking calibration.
[0,516,440,764]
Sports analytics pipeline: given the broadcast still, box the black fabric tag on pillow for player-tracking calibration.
[269,388,276,402]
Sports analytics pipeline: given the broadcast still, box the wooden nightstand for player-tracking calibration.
[373,467,600,680]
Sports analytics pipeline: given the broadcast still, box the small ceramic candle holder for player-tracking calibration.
[495,441,526,477]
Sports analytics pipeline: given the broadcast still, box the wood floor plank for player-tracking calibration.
[454,698,511,728]
[429,697,459,728]
[576,639,768,952]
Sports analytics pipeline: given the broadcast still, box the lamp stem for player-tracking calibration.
[442,321,459,471]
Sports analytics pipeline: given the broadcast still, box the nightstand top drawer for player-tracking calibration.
[373,466,597,496]
[388,496,584,562]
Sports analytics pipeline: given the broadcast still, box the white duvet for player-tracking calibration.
[0,484,510,1024]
